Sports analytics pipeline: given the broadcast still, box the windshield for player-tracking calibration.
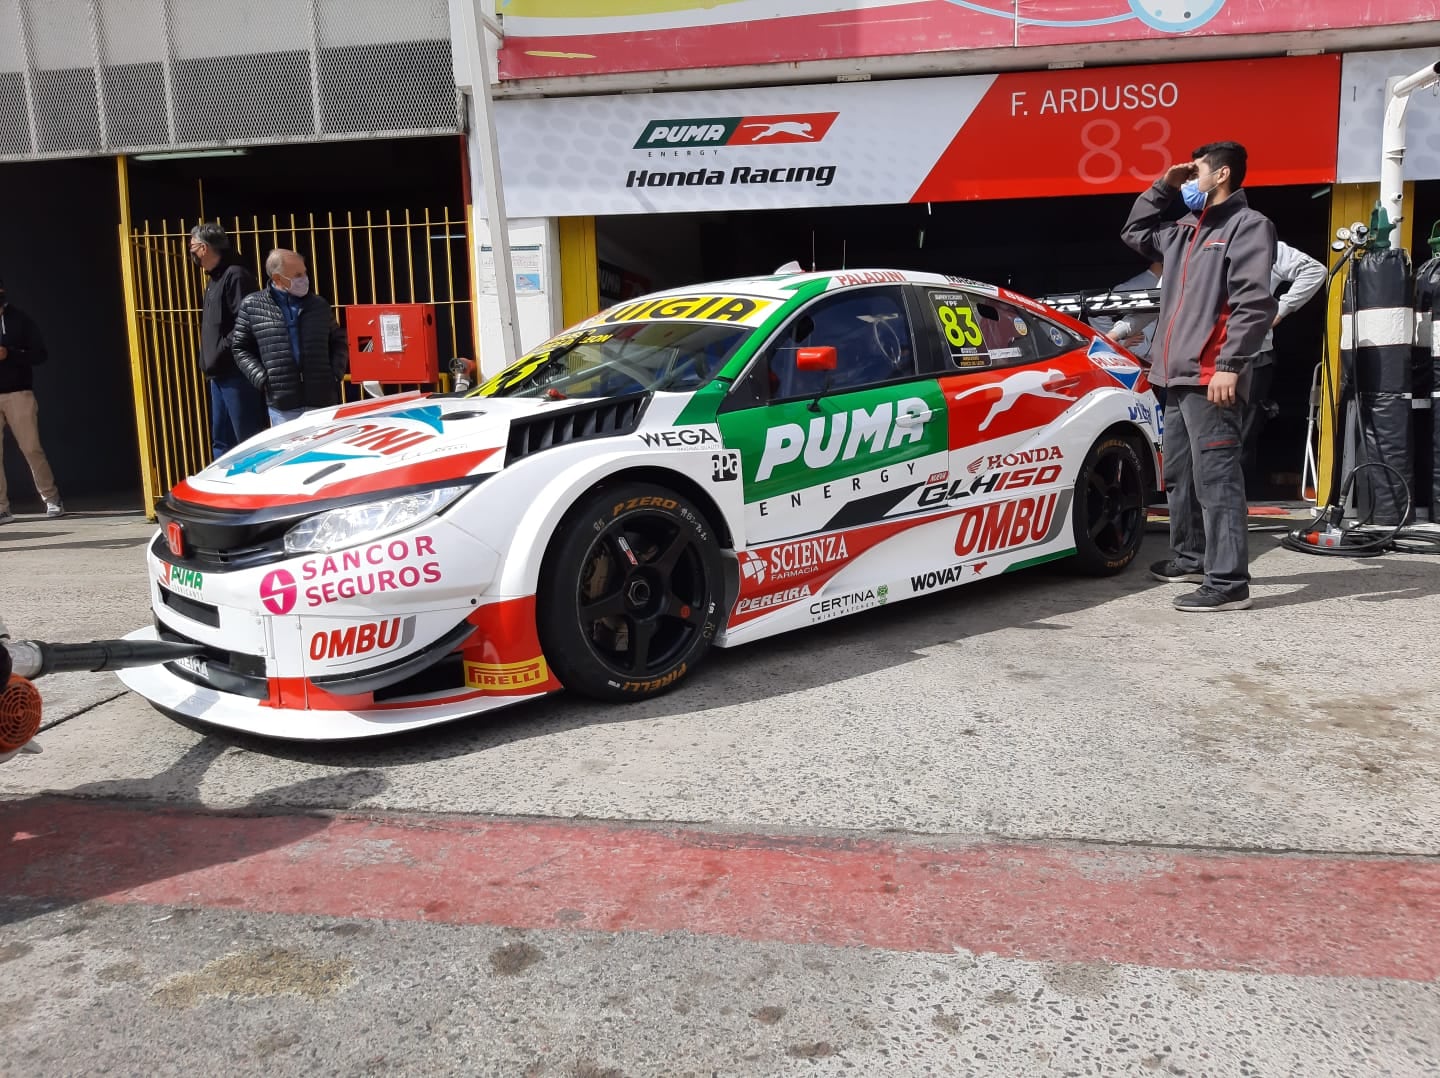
[473,320,754,400]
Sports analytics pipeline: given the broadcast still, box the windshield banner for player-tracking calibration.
[491,55,1338,216]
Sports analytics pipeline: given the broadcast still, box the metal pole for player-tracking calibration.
[461,1,522,369]
[1380,60,1440,240]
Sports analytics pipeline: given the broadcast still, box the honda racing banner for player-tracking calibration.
[495,0,1436,82]
[491,55,1339,217]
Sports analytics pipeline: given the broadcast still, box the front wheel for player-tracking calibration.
[1070,435,1146,575]
[537,482,724,701]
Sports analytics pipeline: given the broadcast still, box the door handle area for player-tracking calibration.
[895,408,933,427]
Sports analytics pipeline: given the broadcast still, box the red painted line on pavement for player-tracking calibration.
[4,798,1438,981]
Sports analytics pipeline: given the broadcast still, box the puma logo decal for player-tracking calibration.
[743,121,815,140]
[952,369,1077,430]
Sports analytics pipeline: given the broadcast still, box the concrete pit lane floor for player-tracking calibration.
[2,511,1439,1076]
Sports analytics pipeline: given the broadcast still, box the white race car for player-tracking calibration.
[120,270,1162,739]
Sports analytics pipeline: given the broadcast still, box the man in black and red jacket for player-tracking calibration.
[0,279,63,524]
[1123,141,1278,613]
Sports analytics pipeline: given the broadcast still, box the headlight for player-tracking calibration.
[283,486,468,555]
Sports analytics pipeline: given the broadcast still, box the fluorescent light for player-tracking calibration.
[132,148,250,161]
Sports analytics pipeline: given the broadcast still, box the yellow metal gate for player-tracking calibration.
[120,196,473,514]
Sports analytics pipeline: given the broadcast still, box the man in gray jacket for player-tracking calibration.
[1122,141,1278,612]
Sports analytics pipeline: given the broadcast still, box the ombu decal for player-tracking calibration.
[953,492,1068,557]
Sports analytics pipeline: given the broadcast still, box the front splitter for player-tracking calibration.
[115,627,546,741]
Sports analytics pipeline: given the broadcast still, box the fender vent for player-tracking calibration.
[505,393,650,466]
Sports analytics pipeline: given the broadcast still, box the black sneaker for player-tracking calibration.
[1148,559,1204,584]
[1173,585,1252,612]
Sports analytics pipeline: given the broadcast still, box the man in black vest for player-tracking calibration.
[231,249,349,426]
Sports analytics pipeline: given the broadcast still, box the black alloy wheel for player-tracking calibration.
[1071,435,1147,575]
[537,482,723,700]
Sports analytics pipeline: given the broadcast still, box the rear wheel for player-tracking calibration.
[537,482,723,701]
[1071,435,1146,575]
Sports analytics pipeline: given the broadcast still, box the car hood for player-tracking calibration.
[172,394,548,510]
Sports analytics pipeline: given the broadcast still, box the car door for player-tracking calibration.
[914,287,1090,561]
[716,285,950,551]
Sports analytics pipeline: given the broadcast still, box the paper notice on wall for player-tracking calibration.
[379,312,404,353]
[480,244,545,296]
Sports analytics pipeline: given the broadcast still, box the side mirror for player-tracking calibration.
[796,346,837,372]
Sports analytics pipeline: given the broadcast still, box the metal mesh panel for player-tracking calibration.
[0,0,459,162]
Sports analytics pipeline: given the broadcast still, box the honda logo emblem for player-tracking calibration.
[165,521,185,557]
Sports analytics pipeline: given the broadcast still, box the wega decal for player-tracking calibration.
[297,535,443,608]
[465,657,550,692]
[639,428,720,449]
[307,617,415,664]
[158,562,204,599]
[634,113,838,150]
[953,492,1069,558]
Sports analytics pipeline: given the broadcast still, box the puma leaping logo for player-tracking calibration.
[952,369,1076,430]
[743,121,815,140]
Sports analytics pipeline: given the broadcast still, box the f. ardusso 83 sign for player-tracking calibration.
[491,55,1339,217]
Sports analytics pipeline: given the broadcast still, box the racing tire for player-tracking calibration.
[1070,435,1146,576]
[537,481,724,702]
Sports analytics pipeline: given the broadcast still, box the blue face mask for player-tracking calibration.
[1180,179,1208,213]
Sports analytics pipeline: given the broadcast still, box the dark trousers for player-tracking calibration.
[208,374,268,459]
[1163,386,1249,597]
[1239,356,1275,488]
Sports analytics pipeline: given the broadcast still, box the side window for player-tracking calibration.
[763,287,916,401]
[970,297,1039,367]
[1025,313,1085,360]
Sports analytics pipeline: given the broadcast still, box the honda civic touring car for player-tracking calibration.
[119,269,1162,740]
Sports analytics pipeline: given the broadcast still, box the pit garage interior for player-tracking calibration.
[594,182,1374,503]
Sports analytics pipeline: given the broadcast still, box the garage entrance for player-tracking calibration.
[593,184,1334,501]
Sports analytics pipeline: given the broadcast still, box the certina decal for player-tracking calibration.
[465,657,550,693]
[599,294,777,326]
[308,617,416,664]
[951,370,1078,431]
[639,428,719,449]
[918,464,1063,507]
[627,165,837,190]
[810,587,886,621]
[158,562,204,598]
[953,492,1066,558]
[633,113,838,150]
[735,584,811,614]
[756,398,931,482]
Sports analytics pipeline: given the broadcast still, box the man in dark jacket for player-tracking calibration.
[0,280,63,524]
[1122,141,1278,612]
[232,249,349,426]
[190,223,266,458]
